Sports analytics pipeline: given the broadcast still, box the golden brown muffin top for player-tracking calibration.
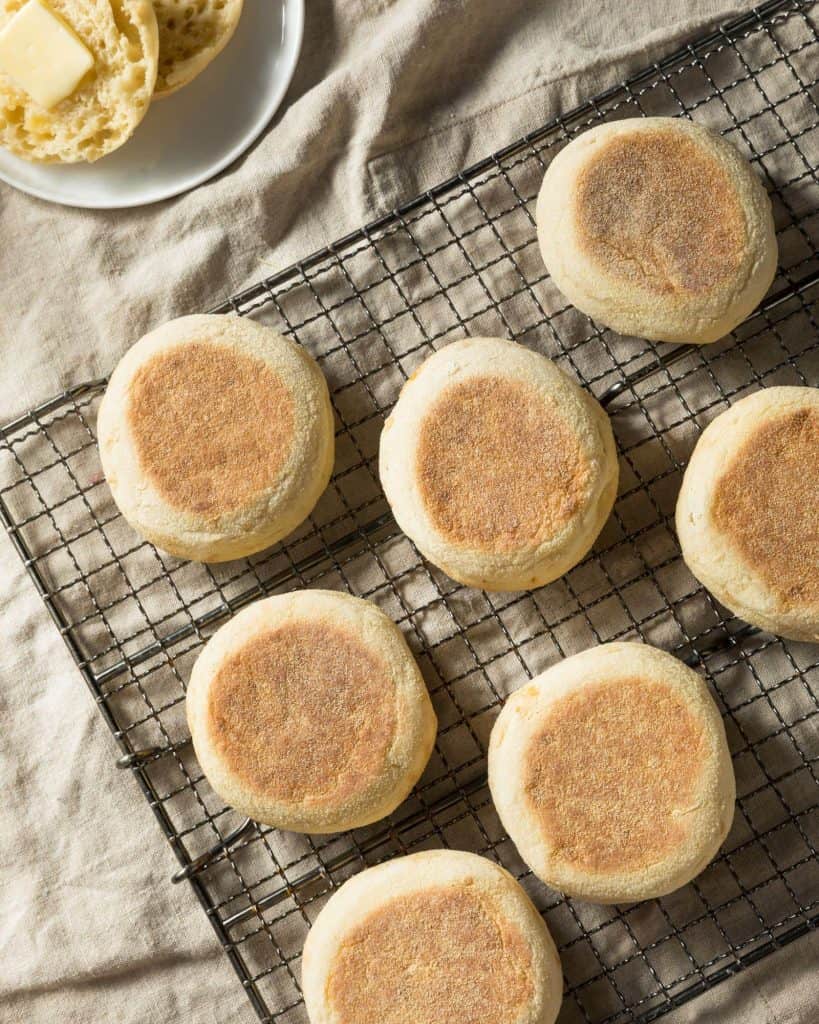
[326,883,534,1024]
[712,405,819,609]
[208,621,397,807]
[575,126,746,295]
[416,375,591,552]
[128,342,294,522]
[524,676,706,874]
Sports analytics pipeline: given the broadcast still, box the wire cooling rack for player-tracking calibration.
[2,1,819,1020]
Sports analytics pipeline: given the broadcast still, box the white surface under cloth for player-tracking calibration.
[0,1,817,1022]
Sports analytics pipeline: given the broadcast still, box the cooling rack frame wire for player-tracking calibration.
[2,0,818,1021]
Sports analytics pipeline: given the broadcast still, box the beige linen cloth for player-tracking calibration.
[0,1,816,1021]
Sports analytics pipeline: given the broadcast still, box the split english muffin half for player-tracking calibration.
[0,0,158,162]
[152,0,244,97]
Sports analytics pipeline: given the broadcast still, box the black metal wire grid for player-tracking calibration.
[2,1,819,1021]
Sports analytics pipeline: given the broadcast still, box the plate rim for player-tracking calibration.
[0,0,305,210]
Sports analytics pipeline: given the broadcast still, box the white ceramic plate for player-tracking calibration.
[0,0,304,209]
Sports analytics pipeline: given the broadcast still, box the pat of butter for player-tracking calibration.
[0,0,93,109]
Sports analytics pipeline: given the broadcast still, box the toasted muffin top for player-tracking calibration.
[326,883,534,1024]
[523,676,707,874]
[712,404,819,609]
[127,341,295,522]
[415,375,591,553]
[575,125,746,295]
[207,620,397,808]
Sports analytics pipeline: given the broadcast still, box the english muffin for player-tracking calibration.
[0,0,158,162]
[186,590,437,833]
[152,0,243,97]
[676,386,819,642]
[98,314,334,563]
[536,117,777,345]
[379,337,618,591]
[488,642,735,904]
[302,850,563,1024]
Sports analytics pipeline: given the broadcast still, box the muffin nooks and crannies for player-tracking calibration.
[186,591,437,833]
[152,0,244,97]
[536,117,777,345]
[489,643,735,904]
[302,850,563,1024]
[97,314,334,563]
[379,337,619,591]
[676,386,819,642]
[0,0,158,162]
